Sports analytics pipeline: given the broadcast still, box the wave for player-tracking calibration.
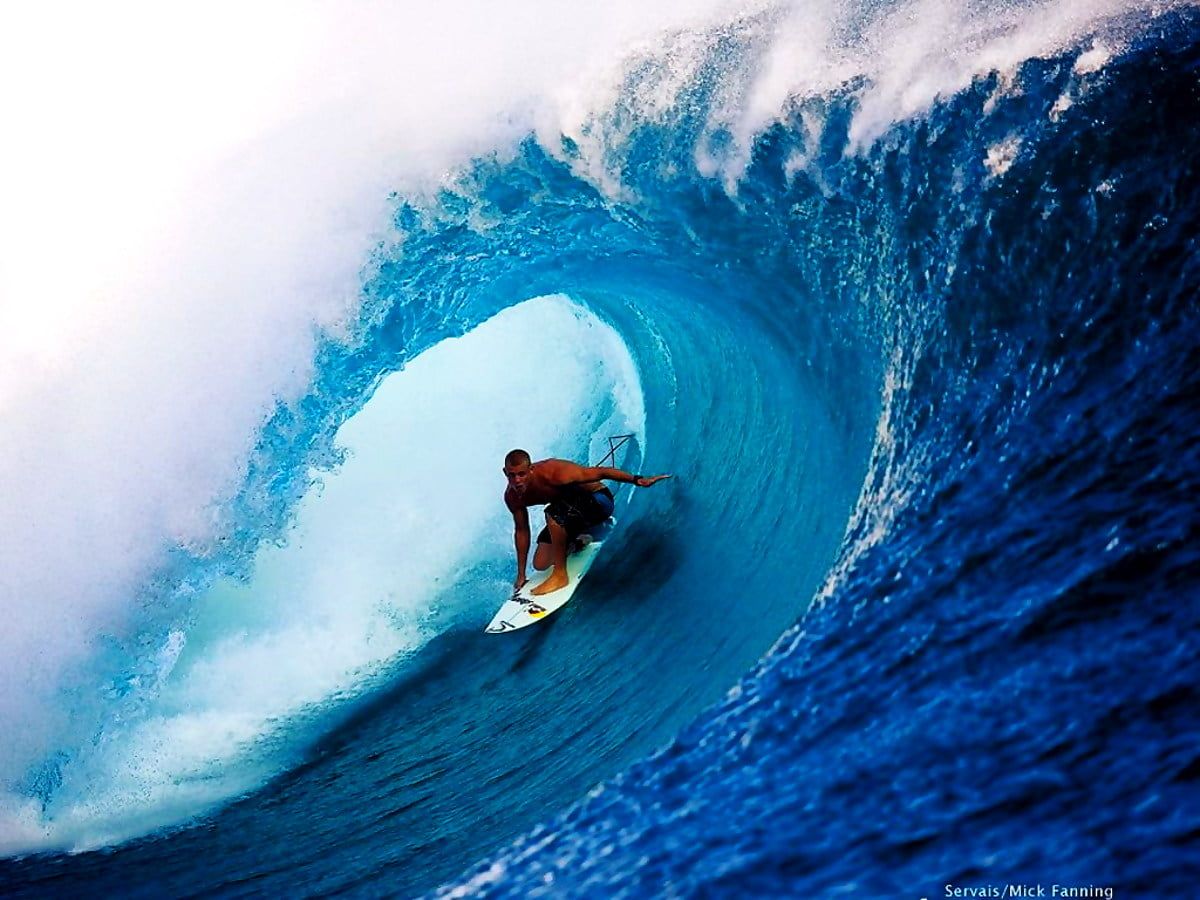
[2,2,1197,897]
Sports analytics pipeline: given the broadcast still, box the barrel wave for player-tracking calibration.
[2,2,1198,898]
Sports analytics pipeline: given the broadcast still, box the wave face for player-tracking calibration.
[2,2,1199,897]
[439,8,1200,898]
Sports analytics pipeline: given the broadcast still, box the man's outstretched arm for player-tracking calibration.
[566,468,672,489]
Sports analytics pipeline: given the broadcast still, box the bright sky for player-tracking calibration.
[0,2,321,371]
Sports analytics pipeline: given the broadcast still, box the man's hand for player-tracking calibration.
[635,474,672,487]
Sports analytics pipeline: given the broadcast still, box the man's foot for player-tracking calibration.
[530,569,569,595]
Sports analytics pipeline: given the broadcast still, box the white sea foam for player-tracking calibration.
[553,0,1156,190]
[985,135,1024,178]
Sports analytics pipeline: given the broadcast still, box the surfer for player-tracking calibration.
[503,449,672,596]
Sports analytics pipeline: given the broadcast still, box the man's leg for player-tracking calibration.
[532,531,553,571]
[530,515,570,595]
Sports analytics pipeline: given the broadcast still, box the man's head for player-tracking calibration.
[503,449,532,493]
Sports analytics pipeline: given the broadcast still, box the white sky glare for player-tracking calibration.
[0,2,320,370]
[0,0,737,375]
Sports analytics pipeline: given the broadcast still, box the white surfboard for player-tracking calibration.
[485,520,614,633]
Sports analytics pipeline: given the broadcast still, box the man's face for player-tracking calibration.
[503,461,532,494]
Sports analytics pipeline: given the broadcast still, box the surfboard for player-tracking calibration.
[485,519,614,633]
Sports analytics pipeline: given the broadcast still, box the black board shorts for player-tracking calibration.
[536,487,615,544]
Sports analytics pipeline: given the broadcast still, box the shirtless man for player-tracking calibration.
[503,449,672,596]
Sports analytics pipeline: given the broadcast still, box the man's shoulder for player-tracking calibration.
[504,487,526,511]
[537,458,581,478]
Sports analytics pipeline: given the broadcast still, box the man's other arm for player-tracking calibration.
[507,497,531,589]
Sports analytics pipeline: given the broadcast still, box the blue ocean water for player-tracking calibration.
[2,3,1198,898]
